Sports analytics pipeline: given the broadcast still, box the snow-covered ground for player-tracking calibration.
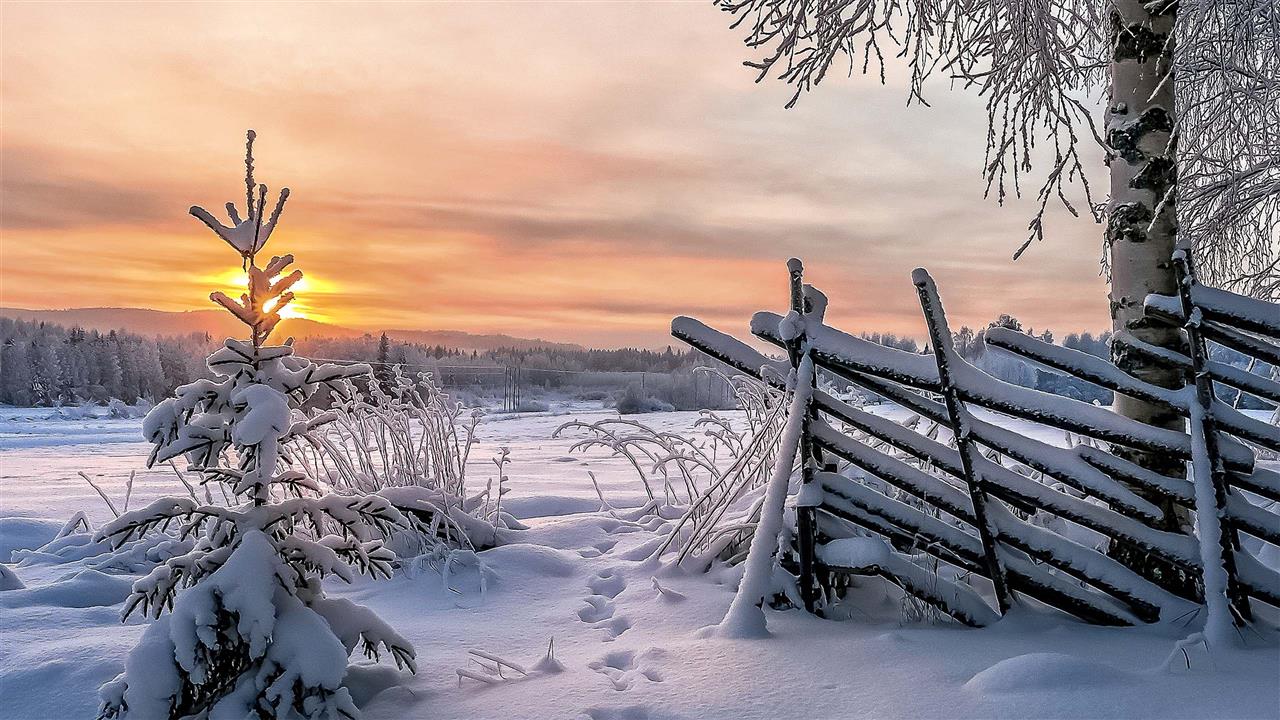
[1,407,1277,719]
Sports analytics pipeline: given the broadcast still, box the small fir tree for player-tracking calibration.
[97,131,416,720]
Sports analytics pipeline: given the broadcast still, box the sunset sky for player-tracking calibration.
[1,2,1111,348]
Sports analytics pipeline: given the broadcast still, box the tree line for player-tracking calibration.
[0,318,211,407]
[3,317,1266,409]
[0,320,708,407]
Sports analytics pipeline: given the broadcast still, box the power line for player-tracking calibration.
[310,357,506,372]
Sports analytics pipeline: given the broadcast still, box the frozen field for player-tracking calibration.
[0,403,677,526]
[1,406,1278,719]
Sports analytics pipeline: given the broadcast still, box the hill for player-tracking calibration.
[0,307,582,352]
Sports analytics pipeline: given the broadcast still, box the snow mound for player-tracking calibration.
[964,653,1131,694]
[343,663,406,706]
[0,569,133,608]
[483,543,580,578]
[0,564,24,591]
[0,517,64,562]
[501,495,606,520]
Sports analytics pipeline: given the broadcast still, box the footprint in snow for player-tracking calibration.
[577,595,614,623]
[576,595,630,640]
[577,569,632,640]
[577,539,618,559]
[588,648,665,691]
[596,615,632,640]
[586,569,627,599]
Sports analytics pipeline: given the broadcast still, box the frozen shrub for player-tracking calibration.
[54,402,99,420]
[107,398,153,419]
[556,372,784,515]
[97,131,414,720]
[614,384,674,414]
[295,365,519,553]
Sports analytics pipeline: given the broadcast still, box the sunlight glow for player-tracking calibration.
[205,268,326,321]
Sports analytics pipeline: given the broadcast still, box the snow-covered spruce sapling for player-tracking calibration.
[96,131,415,720]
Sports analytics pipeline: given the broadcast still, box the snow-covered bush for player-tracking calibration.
[614,384,675,414]
[517,398,552,413]
[96,131,415,720]
[301,366,480,497]
[295,366,520,553]
[108,398,153,419]
[558,370,791,569]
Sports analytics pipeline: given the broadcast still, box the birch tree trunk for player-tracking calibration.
[1105,0,1194,592]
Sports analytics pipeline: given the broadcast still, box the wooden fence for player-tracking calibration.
[672,254,1279,627]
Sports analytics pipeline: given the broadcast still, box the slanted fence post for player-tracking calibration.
[913,269,1013,615]
[1172,248,1252,623]
[787,258,821,614]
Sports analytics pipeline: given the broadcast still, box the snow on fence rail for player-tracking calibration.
[671,256,1279,629]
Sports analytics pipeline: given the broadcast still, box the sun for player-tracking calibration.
[267,295,307,319]
[204,267,316,320]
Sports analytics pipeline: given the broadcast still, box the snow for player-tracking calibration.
[2,409,1279,719]
[0,517,63,563]
[818,537,891,569]
[962,652,1133,693]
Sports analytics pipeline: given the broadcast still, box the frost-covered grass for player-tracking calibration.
[2,408,1278,719]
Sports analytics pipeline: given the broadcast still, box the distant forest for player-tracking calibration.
[0,317,702,407]
[0,316,1270,409]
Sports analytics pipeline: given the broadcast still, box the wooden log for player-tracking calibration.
[1146,287,1280,340]
[1144,300,1280,367]
[1076,446,1280,546]
[906,271,1003,607]
[786,259,821,614]
[1232,466,1280,504]
[812,497,981,572]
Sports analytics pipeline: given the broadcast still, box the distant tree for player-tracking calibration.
[375,331,393,391]
[29,339,61,405]
[952,325,979,360]
[135,338,167,401]
[1,340,33,406]
[990,314,1024,333]
[97,338,123,401]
